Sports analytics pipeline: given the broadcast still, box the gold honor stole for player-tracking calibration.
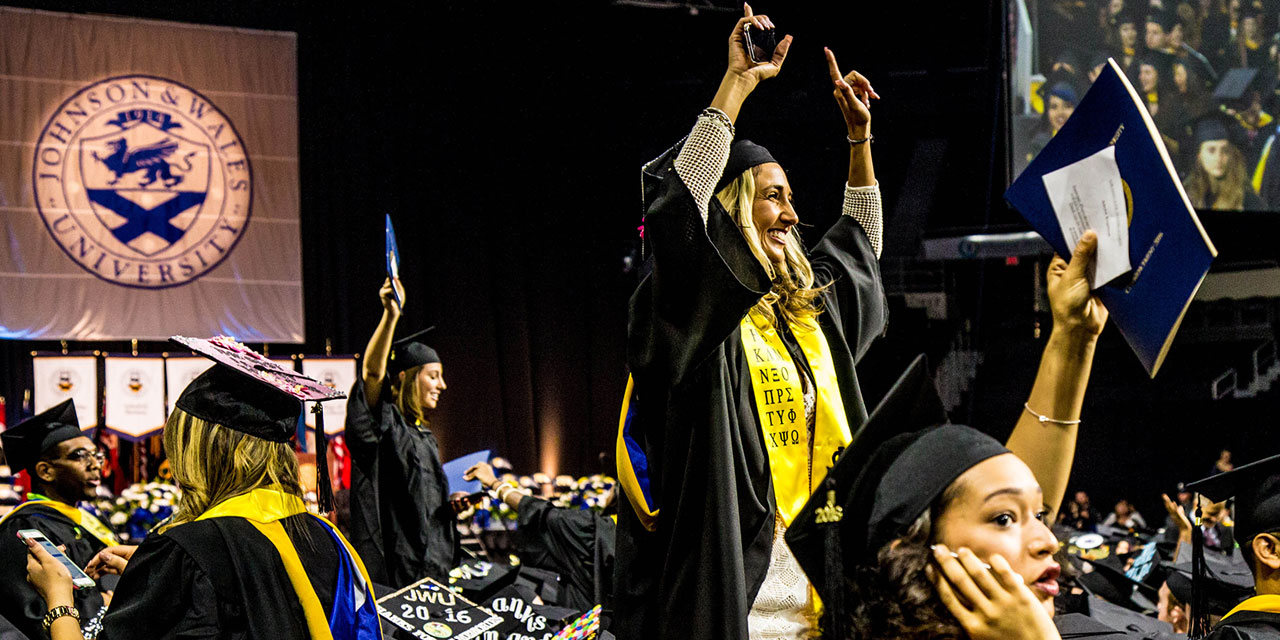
[193,488,381,640]
[1222,594,1280,621]
[0,494,120,547]
[739,309,852,525]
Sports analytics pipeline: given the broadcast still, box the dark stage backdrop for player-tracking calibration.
[0,1,1012,477]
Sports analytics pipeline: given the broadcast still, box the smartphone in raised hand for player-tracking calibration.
[744,24,778,64]
[18,529,96,590]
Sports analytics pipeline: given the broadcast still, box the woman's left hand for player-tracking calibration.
[85,545,137,579]
[825,47,879,134]
[1046,230,1109,337]
[25,538,75,608]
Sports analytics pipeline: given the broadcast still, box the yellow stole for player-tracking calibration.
[192,488,378,640]
[0,494,119,547]
[1223,594,1280,621]
[739,308,852,525]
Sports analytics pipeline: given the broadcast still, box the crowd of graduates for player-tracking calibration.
[1031,0,1280,210]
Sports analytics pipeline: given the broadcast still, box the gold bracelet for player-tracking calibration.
[1024,403,1081,426]
[42,605,79,633]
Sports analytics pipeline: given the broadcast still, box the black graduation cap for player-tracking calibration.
[714,139,778,194]
[1213,68,1264,103]
[1077,556,1160,613]
[0,400,83,473]
[1186,452,1280,544]
[1162,546,1254,616]
[175,364,302,443]
[1181,453,1279,634]
[785,355,1010,636]
[1084,597,1176,637]
[447,557,519,603]
[387,326,440,377]
[1190,111,1247,150]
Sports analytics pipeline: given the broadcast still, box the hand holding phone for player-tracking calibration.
[19,529,96,590]
[744,24,778,64]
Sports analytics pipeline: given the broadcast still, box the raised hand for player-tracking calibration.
[379,277,404,315]
[1047,231,1109,336]
[930,545,1061,640]
[725,4,793,86]
[711,4,793,123]
[824,47,879,134]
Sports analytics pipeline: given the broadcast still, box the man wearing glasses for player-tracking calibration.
[0,400,118,639]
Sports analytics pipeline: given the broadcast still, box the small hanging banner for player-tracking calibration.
[164,356,215,416]
[104,355,166,440]
[301,356,357,435]
[32,355,99,430]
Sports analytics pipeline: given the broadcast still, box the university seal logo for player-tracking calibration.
[33,75,252,288]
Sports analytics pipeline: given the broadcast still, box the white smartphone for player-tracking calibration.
[17,529,96,590]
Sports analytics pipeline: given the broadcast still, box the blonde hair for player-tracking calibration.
[160,409,304,533]
[715,167,826,329]
[390,364,429,426]
[1186,142,1248,210]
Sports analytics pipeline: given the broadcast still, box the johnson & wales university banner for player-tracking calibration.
[0,8,302,341]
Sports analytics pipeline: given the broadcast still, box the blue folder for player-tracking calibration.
[1005,59,1216,376]
[443,450,491,494]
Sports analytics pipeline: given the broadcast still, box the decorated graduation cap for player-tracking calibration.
[387,326,440,377]
[785,355,1010,637]
[169,335,346,512]
[0,399,84,473]
[1181,452,1280,635]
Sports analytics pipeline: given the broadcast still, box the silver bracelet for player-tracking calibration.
[700,107,736,137]
[1024,403,1081,426]
[847,133,874,145]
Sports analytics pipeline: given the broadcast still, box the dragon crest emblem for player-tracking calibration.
[92,137,195,188]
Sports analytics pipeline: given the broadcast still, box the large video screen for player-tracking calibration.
[1009,0,1280,212]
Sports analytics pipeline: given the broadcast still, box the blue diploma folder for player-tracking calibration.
[385,214,402,307]
[443,450,491,494]
[1005,59,1216,376]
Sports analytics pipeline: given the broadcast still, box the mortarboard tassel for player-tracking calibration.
[312,402,334,514]
[820,474,846,640]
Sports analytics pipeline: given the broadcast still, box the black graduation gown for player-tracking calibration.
[0,504,108,640]
[345,381,458,588]
[515,496,615,613]
[614,148,887,640]
[1206,612,1280,640]
[98,514,340,640]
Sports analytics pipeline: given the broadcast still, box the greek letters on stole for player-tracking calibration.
[740,308,852,525]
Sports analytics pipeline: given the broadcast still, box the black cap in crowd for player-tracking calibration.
[0,400,84,473]
[387,327,441,377]
[1181,452,1279,634]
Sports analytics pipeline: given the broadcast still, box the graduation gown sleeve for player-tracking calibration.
[0,507,107,640]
